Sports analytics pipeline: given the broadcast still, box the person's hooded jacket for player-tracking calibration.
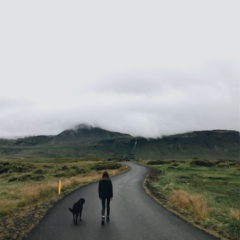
[98,177,113,199]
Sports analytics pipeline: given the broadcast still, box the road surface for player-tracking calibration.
[24,162,218,240]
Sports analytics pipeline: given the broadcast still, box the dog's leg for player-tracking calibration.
[73,214,76,225]
[79,209,82,221]
[76,213,79,225]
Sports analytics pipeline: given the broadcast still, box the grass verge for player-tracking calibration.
[142,159,240,240]
[0,158,127,240]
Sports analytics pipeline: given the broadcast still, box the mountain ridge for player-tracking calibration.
[0,124,239,160]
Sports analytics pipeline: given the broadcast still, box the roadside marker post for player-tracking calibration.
[58,180,62,195]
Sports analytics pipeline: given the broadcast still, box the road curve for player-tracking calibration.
[24,162,218,240]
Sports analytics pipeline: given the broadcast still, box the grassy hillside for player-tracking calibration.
[0,126,239,160]
[133,130,240,160]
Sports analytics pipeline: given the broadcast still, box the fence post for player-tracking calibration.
[58,180,62,195]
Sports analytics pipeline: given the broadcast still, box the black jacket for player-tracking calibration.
[98,178,113,198]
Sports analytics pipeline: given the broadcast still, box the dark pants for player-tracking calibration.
[101,197,110,217]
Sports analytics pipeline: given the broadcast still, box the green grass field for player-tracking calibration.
[144,159,240,240]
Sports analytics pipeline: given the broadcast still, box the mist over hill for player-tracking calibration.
[0,124,239,160]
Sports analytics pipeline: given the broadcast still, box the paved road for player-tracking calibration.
[24,162,218,240]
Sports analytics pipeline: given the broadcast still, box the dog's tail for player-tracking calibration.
[69,208,73,213]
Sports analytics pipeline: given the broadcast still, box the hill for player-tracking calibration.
[53,124,132,143]
[0,125,239,160]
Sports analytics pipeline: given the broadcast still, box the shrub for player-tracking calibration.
[60,165,69,171]
[190,160,215,167]
[168,190,209,222]
[147,160,167,165]
[0,167,9,174]
[8,177,18,182]
[8,174,32,182]
[9,163,34,173]
[71,166,89,174]
[30,175,45,181]
[19,174,32,181]
[91,162,121,171]
[54,173,67,178]
[34,169,46,174]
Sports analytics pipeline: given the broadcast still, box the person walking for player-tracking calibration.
[98,171,113,225]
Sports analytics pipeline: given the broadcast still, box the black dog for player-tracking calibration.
[69,198,85,225]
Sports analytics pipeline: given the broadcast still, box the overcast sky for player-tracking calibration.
[0,0,239,138]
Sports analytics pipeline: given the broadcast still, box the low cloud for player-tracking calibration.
[0,1,239,138]
[1,64,238,138]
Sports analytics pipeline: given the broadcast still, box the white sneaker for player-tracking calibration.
[101,216,105,225]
